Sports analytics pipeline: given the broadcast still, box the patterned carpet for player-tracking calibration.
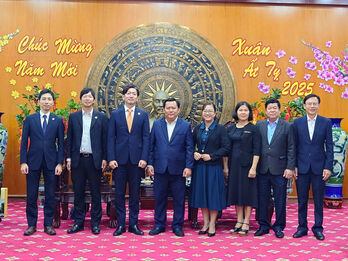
[0,202,347,261]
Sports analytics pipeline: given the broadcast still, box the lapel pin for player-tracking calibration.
[95,116,98,119]
[138,112,141,115]
[52,118,55,120]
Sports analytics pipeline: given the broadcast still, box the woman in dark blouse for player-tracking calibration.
[190,103,230,237]
[223,101,260,236]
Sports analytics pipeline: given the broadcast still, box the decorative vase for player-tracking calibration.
[0,112,8,189]
[324,118,348,208]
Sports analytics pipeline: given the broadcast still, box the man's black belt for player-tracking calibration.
[80,153,92,157]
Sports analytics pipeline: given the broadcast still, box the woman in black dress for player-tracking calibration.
[190,103,230,237]
[223,101,260,236]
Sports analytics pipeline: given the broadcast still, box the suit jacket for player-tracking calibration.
[293,115,333,175]
[20,112,64,171]
[193,122,230,165]
[257,118,295,175]
[227,122,261,167]
[107,106,150,165]
[66,109,108,169]
[148,117,194,175]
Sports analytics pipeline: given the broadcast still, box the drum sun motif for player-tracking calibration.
[86,22,236,127]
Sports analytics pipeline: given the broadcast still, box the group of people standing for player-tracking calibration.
[20,85,333,241]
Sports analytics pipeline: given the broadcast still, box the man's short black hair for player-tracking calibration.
[80,87,95,100]
[122,84,139,96]
[265,98,281,109]
[163,97,180,108]
[304,93,321,104]
[38,89,55,101]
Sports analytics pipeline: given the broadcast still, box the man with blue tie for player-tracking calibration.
[107,85,150,236]
[147,98,194,237]
[20,89,64,236]
[255,98,295,238]
[66,88,108,235]
[292,94,333,240]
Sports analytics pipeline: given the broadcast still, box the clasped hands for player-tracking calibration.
[194,152,211,161]
[146,165,191,178]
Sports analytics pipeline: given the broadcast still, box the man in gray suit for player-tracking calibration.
[255,98,295,238]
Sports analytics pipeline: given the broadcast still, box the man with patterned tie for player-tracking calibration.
[107,85,150,236]
[20,89,64,236]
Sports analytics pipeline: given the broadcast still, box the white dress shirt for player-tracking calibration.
[307,114,317,141]
[80,109,93,154]
[124,105,135,119]
[166,117,178,141]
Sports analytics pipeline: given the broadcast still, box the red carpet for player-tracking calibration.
[0,202,347,260]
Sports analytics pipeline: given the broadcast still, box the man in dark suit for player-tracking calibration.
[255,98,295,238]
[292,94,333,241]
[147,98,194,237]
[20,89,64,236]
[66,88,108,235]
[107,85,150,236]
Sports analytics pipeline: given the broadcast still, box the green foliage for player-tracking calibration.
[251,88,305,122]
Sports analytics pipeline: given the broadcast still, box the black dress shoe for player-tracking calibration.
[44,226,56,235]
[173,228,184,237]
[293,230,308,238]
[275,230,284,238]
[198,228,208,235]
[254,229,269,236]
[113,226,126,236]
[24,226,36,236]
[67,224,84,234]
[149,227,165,235]
[208,230,216,237]
[129,225,144,235]
[313,231,325,240]
[91,226,100,235]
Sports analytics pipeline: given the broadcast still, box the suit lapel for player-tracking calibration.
[311,115,321,143]
[270,119,282,145]
[77,110,83,130]
[170,118,181,143]
[45,113,57,135]
[260,120,268,144]
[35,113,44,136]
[90,110,98,131]
[160,118,169,143]
[131,107,141,133]
[303,115,311,142]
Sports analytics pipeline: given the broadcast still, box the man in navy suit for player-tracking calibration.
[292,94,333,240]
[255,98,295,238]
[147,98,194,237]
[107,85,150,236]
[66,88,108,235]
[20,89,64,236]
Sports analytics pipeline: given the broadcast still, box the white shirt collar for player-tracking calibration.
[40,111,50,118]
[307,114,317,122]
[165,117,178,125]
[82,108,93,116]
[124,105,135,112]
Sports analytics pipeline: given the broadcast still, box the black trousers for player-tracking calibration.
[114,161,143,227]
[26,160,56,227]
[71,155,102,227]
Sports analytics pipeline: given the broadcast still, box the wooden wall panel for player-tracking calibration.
[0,0,347,197]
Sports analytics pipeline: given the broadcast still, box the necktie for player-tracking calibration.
[127,109,133,132]
[42,115,48,134]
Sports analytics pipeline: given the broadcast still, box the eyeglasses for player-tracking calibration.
[305,102,318,106]
[203,110,215,114]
